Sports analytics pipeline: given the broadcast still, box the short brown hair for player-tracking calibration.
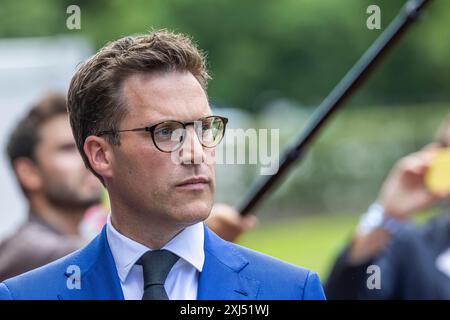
[67,29,211,181]
[6,92,68,165]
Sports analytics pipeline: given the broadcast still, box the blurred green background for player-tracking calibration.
[1,0,450,109]
[1,0,449,281]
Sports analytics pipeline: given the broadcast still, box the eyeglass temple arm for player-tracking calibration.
[97,127,149,136]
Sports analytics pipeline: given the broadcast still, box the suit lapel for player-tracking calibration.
[58,224,260,300]
[197,226,259,300]
[59,227,124,300]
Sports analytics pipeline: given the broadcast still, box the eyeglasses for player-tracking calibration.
[97,115,228,153]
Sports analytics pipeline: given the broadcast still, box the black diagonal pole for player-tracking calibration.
[239,0,434,216]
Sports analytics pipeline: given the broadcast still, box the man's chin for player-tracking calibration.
[76,197,102,210]
[171,202,212,225]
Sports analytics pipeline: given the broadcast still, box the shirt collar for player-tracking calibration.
[106,214,205,283]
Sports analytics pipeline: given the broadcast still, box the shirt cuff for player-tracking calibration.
[357,203,407,235]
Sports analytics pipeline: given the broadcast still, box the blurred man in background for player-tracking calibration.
[0,93,103,281]
[325,117,450,299]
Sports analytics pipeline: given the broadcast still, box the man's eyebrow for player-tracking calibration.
[56,142,78,150]
[197,112,213,119]
[147,115,214,124]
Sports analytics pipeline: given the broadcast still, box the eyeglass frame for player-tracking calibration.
[96,115,229,153]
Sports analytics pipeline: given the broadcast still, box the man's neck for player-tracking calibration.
[110,212,186,249]
[29,197,86,236]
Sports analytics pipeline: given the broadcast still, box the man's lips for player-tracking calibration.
[176,176,210,190]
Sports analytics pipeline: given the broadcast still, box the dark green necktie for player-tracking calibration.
[137,249,179,300]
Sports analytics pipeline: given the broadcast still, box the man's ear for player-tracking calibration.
[84,136,113,179]
[13,158,43,192]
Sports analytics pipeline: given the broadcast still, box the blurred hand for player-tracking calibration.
[205,203,258,242]
[376,148,445,220]
[349,147,448,265]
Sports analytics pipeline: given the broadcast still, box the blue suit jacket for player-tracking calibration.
[0,224,325,300]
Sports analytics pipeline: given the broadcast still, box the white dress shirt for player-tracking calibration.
[106,215,205,300]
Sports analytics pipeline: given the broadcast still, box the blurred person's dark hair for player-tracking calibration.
[67,29,210,182]
[6,92,68,192]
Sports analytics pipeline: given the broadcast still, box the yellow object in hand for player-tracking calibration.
[426,148,450,194]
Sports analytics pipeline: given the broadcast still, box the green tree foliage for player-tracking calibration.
[0,0,448,110]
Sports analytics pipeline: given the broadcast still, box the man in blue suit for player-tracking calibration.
[0,30,325,300]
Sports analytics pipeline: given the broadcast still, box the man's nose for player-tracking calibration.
[178,125,205,165]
